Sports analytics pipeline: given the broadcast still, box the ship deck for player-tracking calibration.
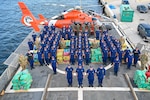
[1,22,150,100]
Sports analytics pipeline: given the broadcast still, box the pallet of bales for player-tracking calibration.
[133,70,150,90]
[57,49,64,64]
[12,69,32,90]
[91,48,103,63]
[89,39,100,49]
[63,49,70,64]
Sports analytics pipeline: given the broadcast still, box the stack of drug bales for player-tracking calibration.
[59,38,66,49]
[65,40,70,48]
[63,49,70,63]
[91,48,103,63]
[133,70,150,90]
[57,49,64,64]
[91,39,100,49]
[12,69,32,90]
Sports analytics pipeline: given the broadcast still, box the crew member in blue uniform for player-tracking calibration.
[76,65,85,88]
[113,57,120,76]
[37,49,43,66]
[65,65,74,87]
[102,47,108,65]
[110,47,117,64]
[78,55,83,66]
[132,47,140,67]
[118,49,123,63]
[44,47,49,65]
[26,50,34,70]
[32,32,37,42]
[86,66,95,87]
[62,26,66,38]
[126,52,133,69]
[28,39,33,50]
[51,24,55,31]
[85,49,90,65]
[70,50,75,65]
[124,47,131,63]
[97,65,106,87]
[51,56,57,74]
[95,30,100,40]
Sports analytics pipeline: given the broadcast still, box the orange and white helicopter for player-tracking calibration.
[18,2,104,32]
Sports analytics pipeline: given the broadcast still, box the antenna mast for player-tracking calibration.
[80,0,82,8]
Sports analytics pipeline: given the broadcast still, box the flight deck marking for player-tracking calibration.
[78,89,83,100]
[5,87,150,93]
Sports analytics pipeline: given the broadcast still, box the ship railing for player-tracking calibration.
[0,30,35,93]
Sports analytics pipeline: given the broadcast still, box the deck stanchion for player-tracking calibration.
[41,74,52,100]
[124,73,138,100]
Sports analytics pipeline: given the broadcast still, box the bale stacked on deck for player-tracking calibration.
[59,39,66,49]
[63,49,70,63]
[57,49,64,64]
[59,40,70,49]
[65,40,70,48]
[91,48,103,63]
[12,69,32,90]
[133,70,150,89]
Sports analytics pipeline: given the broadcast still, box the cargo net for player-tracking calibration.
[133,70,150,90]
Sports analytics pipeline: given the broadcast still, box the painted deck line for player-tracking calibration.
[5,87,150,93]
[47,87,130,92]
[78,89,83,100]
[5,88,44,93]
[5,67,22,92]
[134,88,150,92]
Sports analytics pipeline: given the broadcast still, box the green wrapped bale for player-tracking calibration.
[13,86,20,90]
[12,69,32,90]
[65,40,70,47]
[12,73,22,83]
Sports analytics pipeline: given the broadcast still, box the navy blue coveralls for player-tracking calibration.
[65,67,74,86]
[44,49,49,65]
[86,68,95,87]
[118,49,123,63]
[124,48,130,63]
[85,50,90,65]
[37,50,43,66]
[113,58,120,76]
[133,49,140,66]
[76,67,85,87]
[110,48,117,63]
[97,67,106,87]
[51,58,57,74]
[102,48,108,65]
[26,52,34,70]
[28,41,33,50]
[127,54,133,69]
[95,30,100,40]
[70,50,75,65]
[32,33,37,42]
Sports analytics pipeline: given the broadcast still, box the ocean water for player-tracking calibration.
[0,0,101,75]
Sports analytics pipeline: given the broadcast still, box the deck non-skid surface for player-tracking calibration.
[1,12,150,100]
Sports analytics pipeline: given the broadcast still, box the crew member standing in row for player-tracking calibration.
[86,66,95,87]
[76,65,85,88]
[51,56,57,74]
[97,65,106,87]
[26,50,34,70]
[126,52,133,69]
[113,57,120,76]
[133,47,140,67]
[65,65,74,87]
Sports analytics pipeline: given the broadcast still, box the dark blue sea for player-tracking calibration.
[0,0,102,75]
